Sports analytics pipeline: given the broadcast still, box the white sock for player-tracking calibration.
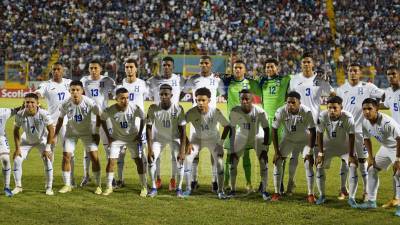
[184,160,192,191]
[13,156,23,187]
[211,154,217,183]
[216,156,224,192]
[117,151,126,181]
[106,172,114,188]
[93,171,101,187]
[229,156,239,191]
[171,153,177,180]
[1,156,11,189]
[288,155,299,184]
[259,157,268,192]
[367,167,379,201]
[156,157,161,179]
[339,160,349,192]
[176,161,184,190]
[316,167,325,196]
[273,159,283,194]
[149,160,157,189]
[62,171,71,186]
[359,160,368,193]
[139,173,147,188]
[191,157,199,182]
[348,164,358,199]
[43,157,53,189]
[304,160,314,195]
[394,171,400,199]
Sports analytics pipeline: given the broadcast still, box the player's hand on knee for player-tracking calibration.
[50,136,57,145]
[147,150,154,163]
[367,156,375,169]
[42,151,52,160]
[178,151,185,162]
[316,155,324,167]
[394,161,400,173]
[186,143,193,155]
[13,149,22,159]
[304,155,314,167]
[348,155,358,167]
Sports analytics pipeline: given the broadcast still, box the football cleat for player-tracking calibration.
[211,181,218,193]
[358,200,377,209]
[183,190,192,197]
[12,187,23,195]
[262,192,271,201]
[271,193,281,202]
[94,186,102,195]
[227,190,236,198]
[316,195,326,205]
[382,198,400,208]
[169,178,176,191]
[217,191,228,200]
[337,191,349,200]
[156,178,162,189]
[45,188,54,196]
[102,187,113,196]
[307,194,316,204]
[4,188,13,197]
[140,187,148,197]
[148,188,157,197]
[348,198,358,208]
[58,185,72,194]
[176,189,184,198]
[116,180,125,189]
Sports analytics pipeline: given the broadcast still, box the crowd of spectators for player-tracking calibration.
[0,0,398,87]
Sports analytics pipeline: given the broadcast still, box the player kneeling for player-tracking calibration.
[229,89,270,200]
[184,88,230,199]
[271,91,316,203]
[358,98,400,217]
[146,84,186,198]
[12,93,55,195]
[56,80,103,195]
[100,87,147,196]
[315,96,358,207]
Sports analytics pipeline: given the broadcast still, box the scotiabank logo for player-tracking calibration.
[0,89,32,98]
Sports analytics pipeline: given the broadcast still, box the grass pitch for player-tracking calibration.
[0,98,398,225]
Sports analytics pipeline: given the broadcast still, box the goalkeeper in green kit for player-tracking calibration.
[221,60,259,192]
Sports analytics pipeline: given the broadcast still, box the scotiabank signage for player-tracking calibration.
[0,89,32,98]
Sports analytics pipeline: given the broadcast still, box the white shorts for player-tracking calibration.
[109,139,144,159]
[279,139,309,158]
[64,136,98,153]
[19,141,48,160]
[232,135,268,158]
[374,146,397,171]
[0,136,10,154]
[151,138,181,161]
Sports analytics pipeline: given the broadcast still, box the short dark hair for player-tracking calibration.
[24,92,39,100]
[162,56,174,64]
[348,62,362,69]
[239,89,252,95]
[302,52,314,60]
[264,58,279,66]
[159,84,172,91]
[327,96,343,105]
[53,61,63,66]
[195,87,211,98]
[387,65,399,72]
[89,59,102,66]
[287,91,301,100]
[362,98,379,107]
[200,55,212,61]
[70,80,84,88]
[115,87,129,96]
[234,59,246,65]
[125,58,138,68]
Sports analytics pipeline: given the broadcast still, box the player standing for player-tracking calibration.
[146,84,186,197]
[56,81,103,194]
[12,93,55,195]
[100,88,147,196]
[336,63,384,200]
[229,89,269,200]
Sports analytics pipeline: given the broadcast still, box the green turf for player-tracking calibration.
[0,98,398,225]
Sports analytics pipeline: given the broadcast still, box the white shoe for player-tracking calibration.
[59,185,72,193]
[46,188,54,196]
[94,186,102,195]
[12,187,23,195]
[102,187,113,196]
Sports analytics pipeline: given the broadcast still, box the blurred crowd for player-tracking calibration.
[0,0,398,86]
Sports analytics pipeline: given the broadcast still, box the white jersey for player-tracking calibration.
[336,81,384,133]
[289,73,333,123]
[383,87,400,124]
[317,110,355,147]
[0,108,17,136]
[15,108,53,144]
[230,105,269,138]
[272,104,315,143]
[101,104,144,142]
[183,73,223,107]
[146,74,185,104]
[59,95,101,137]
[35,78,72,122]
[362,113,400,148]
[186,106,229,141]
[81,75,116,110]
[146,103,186,141]
[116,78,148,111]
